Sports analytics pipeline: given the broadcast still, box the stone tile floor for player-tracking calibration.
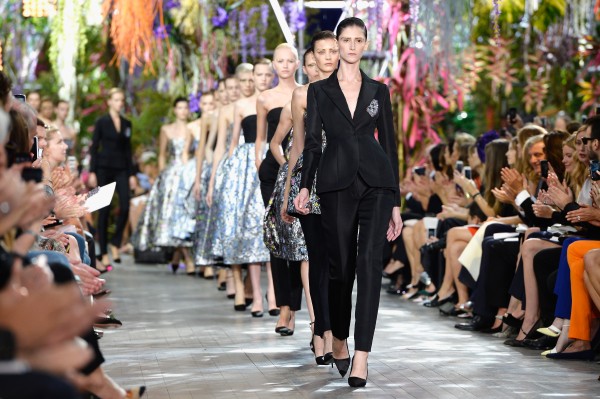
[101,257,600,398]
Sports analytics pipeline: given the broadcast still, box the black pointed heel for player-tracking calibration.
[348,356,368,388]
[171,263,179,274]
[251,311,264,318]
[316,352,334,366]
[332,340,350,377]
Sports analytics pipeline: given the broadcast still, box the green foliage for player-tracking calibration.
[130,89,172,150]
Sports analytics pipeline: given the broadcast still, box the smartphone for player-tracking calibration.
[455,160,464,174]
[67,156,77,174]
[540,116,547,128]
[464,166,472,180]
[30,137,39,162]
[21,167,42,183]
[508,107,517,124]
[591,160,600,181]
[14,94,26,102]
[429,170,436,181]
[413,166,426,176]
[582,115,588,123]
[540,160,549,179]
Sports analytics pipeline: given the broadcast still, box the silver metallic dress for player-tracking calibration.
[171,138,199,242]
[263,130,308,261]
[134,137,189,250]
[216,115,270,265]
[195,124,234,264]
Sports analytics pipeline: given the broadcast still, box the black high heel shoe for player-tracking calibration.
[171,263,179,274]
[332,340,350,377]
[265,294,280,316]
[316,352,334,366]
[348,356,368,388]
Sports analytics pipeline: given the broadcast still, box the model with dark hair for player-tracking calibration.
[295,17,402,387]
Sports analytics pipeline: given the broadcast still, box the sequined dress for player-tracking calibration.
[134,137,188,250]
[195,125,234,264]
[263,129,308,261]
[287,127,327,215]
[216,115,270,264]
[171,138,200,241]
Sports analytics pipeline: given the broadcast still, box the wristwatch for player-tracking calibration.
[0,328,16,360]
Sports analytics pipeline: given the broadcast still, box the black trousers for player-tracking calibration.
[320,176,394,352]
[96,167,130,256]
[300,214,330,336]
[0,371,82,399]
[471,236,520,318]
[533,248,561,326]
[259,164,302,310]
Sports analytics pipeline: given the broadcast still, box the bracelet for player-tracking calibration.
[471,192,481,199]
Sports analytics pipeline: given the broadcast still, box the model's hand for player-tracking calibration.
[386,207,403,241]
[255,159,262,171]
[193,181,201,201]
[293,188,310,215]
[206,185,214,207]
[280,201,295,224]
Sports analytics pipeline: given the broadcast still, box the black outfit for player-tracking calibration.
[258,107,302,311]
[90,114,134,256]
[300,214,331,337]
[301,70,400,352]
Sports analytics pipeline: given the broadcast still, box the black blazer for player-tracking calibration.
[90,114,134,176]
[300,70,400,205]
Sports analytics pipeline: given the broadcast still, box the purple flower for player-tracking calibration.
[154,24,171,39]
[212,7,229,28]
[189,93,201,114]
[164,0,180,11]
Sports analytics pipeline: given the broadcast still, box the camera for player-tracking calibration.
[540,160,549,179]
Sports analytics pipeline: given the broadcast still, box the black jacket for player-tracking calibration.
[90,114,134,175]
[300,70,400,205]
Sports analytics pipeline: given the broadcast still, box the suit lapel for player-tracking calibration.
[321,71,353,125]
[321,70,379,126]
[354,70,378,124]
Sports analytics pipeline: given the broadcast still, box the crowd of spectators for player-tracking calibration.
[386,111,599,380]
[0,71,146,398]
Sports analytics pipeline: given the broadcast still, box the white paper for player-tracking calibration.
[85,182,116,213]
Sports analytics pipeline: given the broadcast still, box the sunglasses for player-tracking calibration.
[581,137,597,145]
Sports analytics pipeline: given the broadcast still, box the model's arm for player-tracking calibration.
[269,103,292,166]
[282,88,308,217]
[299,84,322,191]
[192,121,209,199]
[206,109,229,206]
[182,127,192,164]
[255,94,268,170]
[228,103,243,157]
[203,114,217,163]
[158,127,168,172]
[376,86,400,206]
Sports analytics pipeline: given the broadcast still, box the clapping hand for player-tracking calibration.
[532,202,554,218]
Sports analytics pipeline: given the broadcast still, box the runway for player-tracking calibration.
[100,256,600,398]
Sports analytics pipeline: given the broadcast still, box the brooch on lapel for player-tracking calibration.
[367,99,379,117]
